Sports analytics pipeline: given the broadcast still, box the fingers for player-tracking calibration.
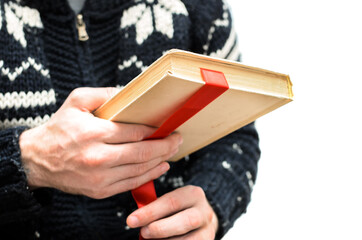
[127,186,203,228]
[140,207,204,239]
[105,132,182,166]
[126,186,216,239]
[95,120,157,144]
[101,162,170,198]
[165,226,215,240]
[106,151,176,185]
[64,87,120,112]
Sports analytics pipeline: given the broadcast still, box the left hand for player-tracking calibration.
[127,185,219,239]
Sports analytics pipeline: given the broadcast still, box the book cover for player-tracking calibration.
[93,49,293,161]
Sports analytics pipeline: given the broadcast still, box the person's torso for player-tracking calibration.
[0,0,192,238]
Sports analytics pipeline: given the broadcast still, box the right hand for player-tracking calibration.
[19,87,182,199]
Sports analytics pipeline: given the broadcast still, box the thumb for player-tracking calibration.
[64,87,120,112]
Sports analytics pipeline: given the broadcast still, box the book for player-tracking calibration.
[93,49,293,161]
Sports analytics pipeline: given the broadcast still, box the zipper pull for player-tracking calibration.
[76,14,89,41]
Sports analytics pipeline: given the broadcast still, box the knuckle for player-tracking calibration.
[142,207,154,220]
[79,151,98,168]
[148,223,165,238]
[189,186,205,199]
[79,125,100,141]
[133,163,148,176]
[68,88,85,103]
[68,127,94,146]
[81,147,107,168]
[138,146,153,162]
[168,195,181,212]
[130,127,146,142]
[129,178,141,190]
[186,209,202,229]
[117,146,130,162]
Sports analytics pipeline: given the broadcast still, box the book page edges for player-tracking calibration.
[169,53,291,100]
[94,50,292,119]
[168,49,290,81]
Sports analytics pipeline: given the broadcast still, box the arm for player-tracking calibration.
[19,87,181,198]
[0,126,42,225]
[1,87,182,225]
[127,1,260,239]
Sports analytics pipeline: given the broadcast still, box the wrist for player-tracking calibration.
[19,127,45,190]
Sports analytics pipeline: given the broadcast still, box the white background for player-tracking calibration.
[223,0,362,239]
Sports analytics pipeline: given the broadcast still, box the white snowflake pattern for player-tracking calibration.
[4,2,43,48]
[168,176,184,188]
[232,143,243,155]
[120,0,188,45]
[246,171,254,189]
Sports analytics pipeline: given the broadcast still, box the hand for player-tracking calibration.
[19,87,182,199]
[127,185,219,240]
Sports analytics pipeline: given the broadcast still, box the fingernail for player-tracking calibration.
[141,227,150,238]
[128,216,139,227]
[161,162,170,172]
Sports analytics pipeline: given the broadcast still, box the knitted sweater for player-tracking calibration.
[0,0,260,239]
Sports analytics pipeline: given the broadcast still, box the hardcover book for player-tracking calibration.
[93,49,293,161]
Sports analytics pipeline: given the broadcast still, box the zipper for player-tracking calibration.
[74,13,94,86]
[76,14,89,41]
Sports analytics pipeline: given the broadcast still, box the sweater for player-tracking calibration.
[0,0,260,239]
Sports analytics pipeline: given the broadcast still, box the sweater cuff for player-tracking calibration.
[0,127,41,224]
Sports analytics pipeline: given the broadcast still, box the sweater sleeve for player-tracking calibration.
[0,127,42,225]
[170,0,260,238]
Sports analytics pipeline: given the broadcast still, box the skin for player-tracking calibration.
[19,87,218,238]
[127,185,219,239]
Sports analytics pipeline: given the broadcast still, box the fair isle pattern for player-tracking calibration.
[205,0,240,61]
[0,89,56,109]
[120,0,188,45]
[0,114,52,129]
[4,1,43,48]
[209,26,239,60]
[118,55,147,72]
[0,0,260,239]
[246,171,254,189]
[0,57,50,81]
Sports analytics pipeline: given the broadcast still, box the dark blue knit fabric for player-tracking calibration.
[0,0,260,239]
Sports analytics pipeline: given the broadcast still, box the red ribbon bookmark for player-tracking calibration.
[131,68,229,240]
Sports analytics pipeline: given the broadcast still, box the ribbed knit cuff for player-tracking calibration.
[0,127,41,224]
